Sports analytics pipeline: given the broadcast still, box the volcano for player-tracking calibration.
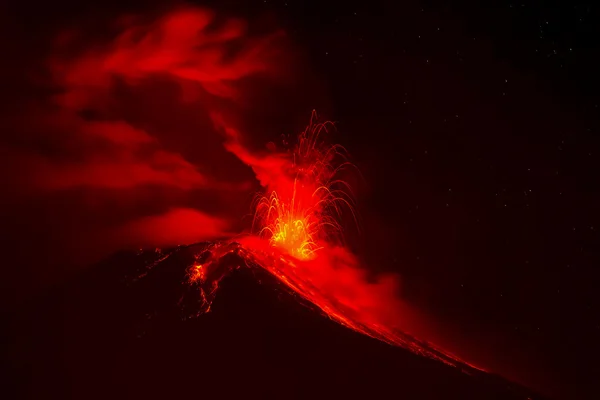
[5,243,545,400]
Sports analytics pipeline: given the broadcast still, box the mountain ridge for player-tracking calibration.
[5,243,547,399]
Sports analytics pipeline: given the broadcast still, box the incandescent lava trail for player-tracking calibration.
[34,3,484,378]
[185,113,485,374]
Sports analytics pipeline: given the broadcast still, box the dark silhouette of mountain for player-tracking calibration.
[5,243,546,400]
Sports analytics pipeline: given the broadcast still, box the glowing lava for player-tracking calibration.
[254,185,320,260]
[184,112,485,374]
[38,2,487,383]
[251,113,355,260]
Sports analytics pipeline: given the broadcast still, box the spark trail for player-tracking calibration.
[185,113,484,374]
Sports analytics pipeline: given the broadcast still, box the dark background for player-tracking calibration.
[1,0,599,399]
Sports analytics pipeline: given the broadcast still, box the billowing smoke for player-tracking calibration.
[0,5,555,396]
[0,5,312,303]
[0,4,472,371]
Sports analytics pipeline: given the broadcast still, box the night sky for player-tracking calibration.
[1,1,599,398]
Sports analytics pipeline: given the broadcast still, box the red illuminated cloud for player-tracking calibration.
[38,4,293,196]
[0,3,297,290]
[26,118,209,190]
[119,207,231,247]
[209,111,290,192]
[40,5,288,195]
[38,5,291,205]
[50,7,284,110]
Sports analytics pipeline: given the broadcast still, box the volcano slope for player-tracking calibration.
[5,243,546,400]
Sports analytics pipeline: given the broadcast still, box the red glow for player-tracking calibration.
[190,113,485,373]
[251,113,355,260]
[241,240,482,371]
[50,6,284,109]
[8,5,291,260]
[42,6,286,195]
[27,3,486,377]
[119,208,231,247]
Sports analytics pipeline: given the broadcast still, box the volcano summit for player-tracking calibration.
[5,243,545,400]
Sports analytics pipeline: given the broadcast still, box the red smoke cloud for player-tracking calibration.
[2,5,448,367]
[119,208,231,247]
[5,4,448,366]
[0,6,556,396]
[40,5,287,197]
[31,5,290,239]
[28,118,209,190]
[49,7,284,109]
[0,5,302,303]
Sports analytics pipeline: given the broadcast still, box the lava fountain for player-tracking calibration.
[39,2,485,379]
[186,112,484,374]
[251,112,356,260]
